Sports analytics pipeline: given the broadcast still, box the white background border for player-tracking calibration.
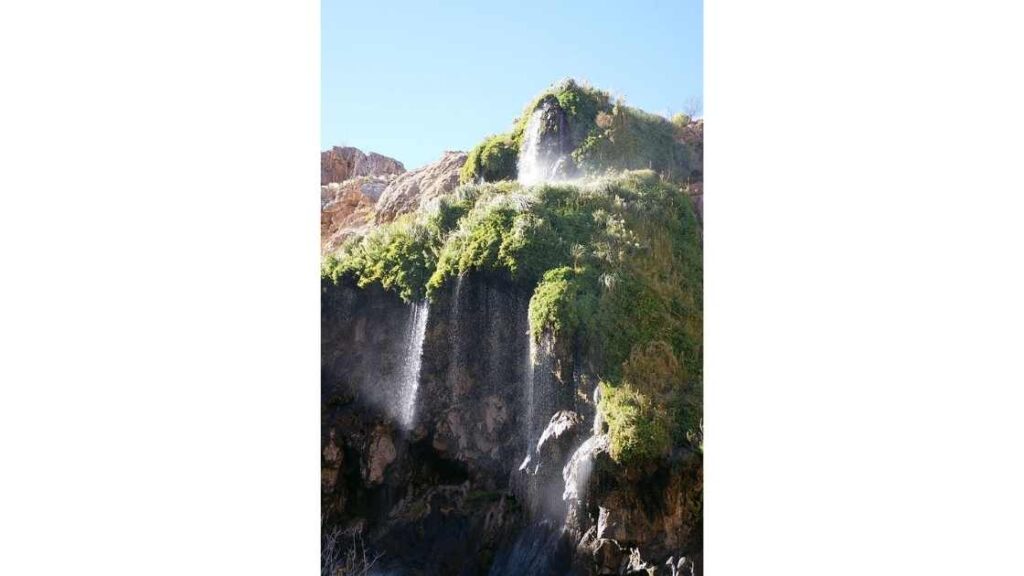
[2,1,1023,574]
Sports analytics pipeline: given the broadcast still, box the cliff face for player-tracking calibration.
[321,277,536,574]
[321,146,405,185]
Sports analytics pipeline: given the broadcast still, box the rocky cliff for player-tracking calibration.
[374,151,467,224]
[321,176,396,253]
[321,146,406,185]
[320,150,467,256]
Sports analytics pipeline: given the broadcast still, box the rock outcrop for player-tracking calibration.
[320,175,397,254]
[374,151,467,224]
[321,146,405,185]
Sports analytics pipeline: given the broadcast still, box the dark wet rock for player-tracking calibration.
[322,271,701,574]
[592,538,626,575]
[536,410,584,460]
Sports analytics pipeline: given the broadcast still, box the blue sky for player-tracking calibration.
[322,0,702,170]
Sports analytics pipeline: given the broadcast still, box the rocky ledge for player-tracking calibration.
[321,146,406,185]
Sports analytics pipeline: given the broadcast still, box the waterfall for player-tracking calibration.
[397,301,429,428]
[519,303,538,473]
[517,99,570,186]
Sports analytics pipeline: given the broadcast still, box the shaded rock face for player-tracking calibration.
[321,273,700,574]
[675,119,703,181]
[416,275,537,478]
[374,151,468,224]
[321,146,405,185]
[320,176,397,254]
[321,275,541,574]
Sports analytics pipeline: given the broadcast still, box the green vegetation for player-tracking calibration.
[459,133,518,184]
[573,100,694,180]
[600,342,703,464]
[600,383,671,465]
[321,216,438,302]
[322,170,702,465]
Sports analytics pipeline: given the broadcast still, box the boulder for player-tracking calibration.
[363,425,396,485]
[536,410,584,468]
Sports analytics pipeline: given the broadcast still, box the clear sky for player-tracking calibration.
[322,0,702,170]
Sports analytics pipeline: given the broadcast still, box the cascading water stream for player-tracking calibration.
[517,106,548,186]
[397,301,429,429]
[517,99,572,186]
[519,329,537,472]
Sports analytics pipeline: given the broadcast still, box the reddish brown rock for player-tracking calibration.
[320,175,396,255]
[321,146,405,185]
[374,151,468,224]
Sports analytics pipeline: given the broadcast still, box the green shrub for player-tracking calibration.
[528,267,596,340]
[574,101,693,181]
[460,133,518,184]
[600,382,672,465]
[322,217,438,302]
[427,187,480,235]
